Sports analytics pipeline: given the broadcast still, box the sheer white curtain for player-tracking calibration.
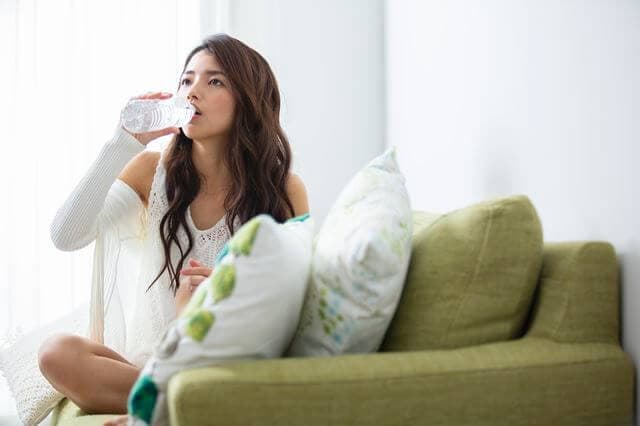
[0,0,206,418]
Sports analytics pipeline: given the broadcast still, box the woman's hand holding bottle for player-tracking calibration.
[121,91,181,146]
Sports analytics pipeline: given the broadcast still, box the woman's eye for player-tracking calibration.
[179,78,223,87]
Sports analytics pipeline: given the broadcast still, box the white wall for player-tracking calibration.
[387,0,639,420]
[201,0,386,227]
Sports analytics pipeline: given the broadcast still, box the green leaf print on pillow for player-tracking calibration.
[184,309,216,342]
[180,284,208,319]
[318,287,344,337]
[229,217,261,256]
[209,263,236,303]
[128,374,159,425]
[215,214,309,265]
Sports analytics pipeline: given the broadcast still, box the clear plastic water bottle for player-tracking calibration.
[120,96,195,133]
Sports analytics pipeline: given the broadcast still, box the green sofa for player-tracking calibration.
[50,195,635,426]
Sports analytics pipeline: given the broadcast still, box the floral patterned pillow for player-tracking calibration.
[127,213,314,425]
[285,147,412,356]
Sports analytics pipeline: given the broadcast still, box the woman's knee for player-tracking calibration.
[38,333,85,381]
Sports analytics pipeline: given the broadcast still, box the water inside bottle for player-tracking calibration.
[121,97,195,133]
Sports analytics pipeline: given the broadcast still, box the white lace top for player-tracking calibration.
[122,145,238,368]
[149,150,233,268]
[46,124,236,368]
[123,148,235,367]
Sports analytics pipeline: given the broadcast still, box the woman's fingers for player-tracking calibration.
[148,126,180,139]
[180,266,213,276]
[128,91,171,102]
[179,274,207,288]
[178,259,212,295]
[135,91,172,100]
[186,275,207,286]
[122,91,180,145]
[182,259,212,276]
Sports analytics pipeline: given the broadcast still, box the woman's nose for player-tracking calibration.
[183,80,202,100]
[185,86,198,100]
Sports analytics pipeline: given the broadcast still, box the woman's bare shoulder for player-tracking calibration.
[286,172,309,217]
[118,150,161,206]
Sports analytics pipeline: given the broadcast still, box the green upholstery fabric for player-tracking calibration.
[49,398,112,426]
[166,338,633,426]
[51,195,633,426]
[52,339,633,426]
[381,195,543,351]
[527,241,620,344]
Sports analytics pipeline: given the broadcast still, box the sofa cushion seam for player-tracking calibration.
[444,204,494,342]
[174,356,628,388]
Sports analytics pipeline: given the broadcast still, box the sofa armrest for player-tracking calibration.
[526,241,620,344]
[167,337,633,426]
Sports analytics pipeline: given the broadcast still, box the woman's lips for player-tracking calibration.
[189,114,201,123]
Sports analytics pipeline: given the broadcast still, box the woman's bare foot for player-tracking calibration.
[103,414,130,425]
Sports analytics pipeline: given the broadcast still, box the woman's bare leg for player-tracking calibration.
[38,333,141,414]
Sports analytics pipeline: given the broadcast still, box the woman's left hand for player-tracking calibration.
[175,258,213,315]
[180,258,213,283]
[103,414,129,425]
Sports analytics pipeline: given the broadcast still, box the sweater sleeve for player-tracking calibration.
[50,125,147,251]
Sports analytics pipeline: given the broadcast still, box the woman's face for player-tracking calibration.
[178,51,235,143]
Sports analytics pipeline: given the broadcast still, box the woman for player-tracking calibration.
[38,33,309,417]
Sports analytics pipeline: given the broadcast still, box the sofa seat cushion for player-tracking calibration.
[50,398,113,426]
[381,195,543,351]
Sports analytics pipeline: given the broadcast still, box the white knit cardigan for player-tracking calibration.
[51,125,231,367]
[1,125,234,424]
[0,125,151,425]
[47,124,169,366]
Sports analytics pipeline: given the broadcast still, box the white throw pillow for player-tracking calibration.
[0,304,89,425]
[128,213,314,426]
[285,147,412,356]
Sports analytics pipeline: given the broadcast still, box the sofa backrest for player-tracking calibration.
[380,195,544,352]
[525,241,620,344]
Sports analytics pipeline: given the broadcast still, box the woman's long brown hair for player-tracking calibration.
[147,33,295,295]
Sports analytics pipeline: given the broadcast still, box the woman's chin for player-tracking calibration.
[181,127,198,139]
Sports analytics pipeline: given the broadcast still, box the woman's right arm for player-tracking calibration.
[49,92,180,251]
[49,126,146,251]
